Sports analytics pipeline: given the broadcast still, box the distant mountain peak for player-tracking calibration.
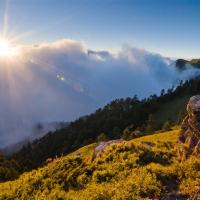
[175,58,200,71]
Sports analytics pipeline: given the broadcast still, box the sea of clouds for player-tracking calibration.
[0,39,198,148]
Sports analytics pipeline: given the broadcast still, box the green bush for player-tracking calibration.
[92,170,114,183]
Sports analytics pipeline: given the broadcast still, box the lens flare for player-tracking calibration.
[0,38,20,58]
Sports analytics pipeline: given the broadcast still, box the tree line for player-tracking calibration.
[1,77,200,182]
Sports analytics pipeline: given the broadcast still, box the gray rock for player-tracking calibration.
[92,139,125,160]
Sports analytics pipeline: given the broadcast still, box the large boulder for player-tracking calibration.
[177,95,200,161]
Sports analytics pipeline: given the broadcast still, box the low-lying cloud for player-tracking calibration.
[0,39,198,147]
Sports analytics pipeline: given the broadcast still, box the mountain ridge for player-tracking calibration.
[175,58,200,71]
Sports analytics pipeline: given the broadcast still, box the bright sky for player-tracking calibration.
[0,0,200,59]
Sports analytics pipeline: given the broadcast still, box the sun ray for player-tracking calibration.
[2,0,9,38]
[0,38,20,58]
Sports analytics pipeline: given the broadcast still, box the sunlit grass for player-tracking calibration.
[0,127,199,200]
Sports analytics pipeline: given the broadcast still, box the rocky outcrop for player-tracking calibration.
[92,139,125,160]
[177,95,200,161]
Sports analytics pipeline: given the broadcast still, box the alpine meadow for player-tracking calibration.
[0,1,199,200]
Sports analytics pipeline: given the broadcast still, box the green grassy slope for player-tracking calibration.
[153,95,190,125]
[0,128,199,200]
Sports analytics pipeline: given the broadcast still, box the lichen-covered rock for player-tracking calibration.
[178,95,200,161]
[92,139,125,160]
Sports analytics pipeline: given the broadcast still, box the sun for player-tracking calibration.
[0,38,20,58]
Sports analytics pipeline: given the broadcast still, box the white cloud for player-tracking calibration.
[0,39,198,147]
